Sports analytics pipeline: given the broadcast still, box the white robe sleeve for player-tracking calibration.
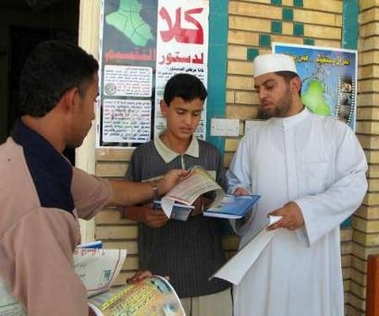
[295,124,367,246]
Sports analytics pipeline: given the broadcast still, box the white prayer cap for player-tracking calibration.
[253,54,298,77]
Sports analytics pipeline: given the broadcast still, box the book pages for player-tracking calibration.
[0,277,27,315]
[88,275,185,316]
[74,248,127,297]
[161,166,224,218]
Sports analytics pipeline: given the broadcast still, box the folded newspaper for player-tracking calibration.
[160,165,224,218]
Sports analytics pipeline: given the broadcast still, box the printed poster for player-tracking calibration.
[154,0,209,138]
[273,43,358,130]
[97,0,209,148]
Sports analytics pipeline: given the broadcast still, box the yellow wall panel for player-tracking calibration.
[228,60,254,75]
[366,192,379,206]
[96,162,128,177]
[359,51,379,65]
[358,134,379,150]
[358,79,379,93]
[226,105,257,120]
[225,138,240,152]
[282,22,293,35]
[294,10,342,26]
[360,7,379,24]
[312,39,341,47]
[360,35,379,50]
[227,75,254,90]
[228,45,248,60]
[359,64,379,79]
[229,16,271,32]
[229,2,282,19]
[303,0,342,13]
[228,30,259,46]
[271,35,303,44]
[304,25,341,39]
[96,225,137,240]
[234,91,258,105]
[360,0,378,11]
[226,90,235,104]
[360,22,379,37]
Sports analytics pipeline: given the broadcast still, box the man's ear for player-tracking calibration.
[61,87,80,112]
[290,77,301,95]
[160,99,168,117]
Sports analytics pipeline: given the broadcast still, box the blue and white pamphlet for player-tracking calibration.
[203,194,261,219]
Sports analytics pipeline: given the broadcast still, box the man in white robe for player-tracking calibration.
[227,54,368,316]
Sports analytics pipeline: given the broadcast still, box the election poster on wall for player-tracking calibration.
[97,0,209,148]
[273,43,358,131]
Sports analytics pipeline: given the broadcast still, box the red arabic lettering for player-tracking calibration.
[158,52,204,65]
[105,49,156,63]
[159,7,204,44]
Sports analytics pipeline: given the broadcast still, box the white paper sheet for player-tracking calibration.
[210,216,282,285]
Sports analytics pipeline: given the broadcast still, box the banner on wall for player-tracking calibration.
[273,43,358,131]
[154,0,209,138]
[97,0,209,148]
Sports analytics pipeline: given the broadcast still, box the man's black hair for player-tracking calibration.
[163,73,207,105]
[19,40,99,117]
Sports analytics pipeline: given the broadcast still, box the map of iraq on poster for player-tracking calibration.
[273,43,358,130]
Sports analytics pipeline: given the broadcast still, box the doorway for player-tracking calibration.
[0,0,79,163]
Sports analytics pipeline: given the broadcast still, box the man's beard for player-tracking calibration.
[258,89,292,119]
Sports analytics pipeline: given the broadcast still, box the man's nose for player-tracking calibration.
[259,88,267,100]
[183,113,193,125]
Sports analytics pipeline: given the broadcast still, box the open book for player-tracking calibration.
[74,247,127,297]
[88,275,185,316]
[210,215,282,285]
[158,166,261,220]
[203,194,261,219]
[0,277,25,316]
[159,166,224,218]
[0,247,126,315]
[0,246,184,316]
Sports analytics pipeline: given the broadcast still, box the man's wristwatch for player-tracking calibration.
[150,181,159,200]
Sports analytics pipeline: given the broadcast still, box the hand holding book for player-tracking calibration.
[203,194,261,219]
[191,195,214,217]
[1,246,185,316]
[160,166,224,218]
[155,166,261,220]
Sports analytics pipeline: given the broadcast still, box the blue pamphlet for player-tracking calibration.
[77,240,103,249]
[203,194,260,219]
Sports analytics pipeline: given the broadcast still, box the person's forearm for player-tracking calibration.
[107,178,172,206]
[107,169,188,207]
